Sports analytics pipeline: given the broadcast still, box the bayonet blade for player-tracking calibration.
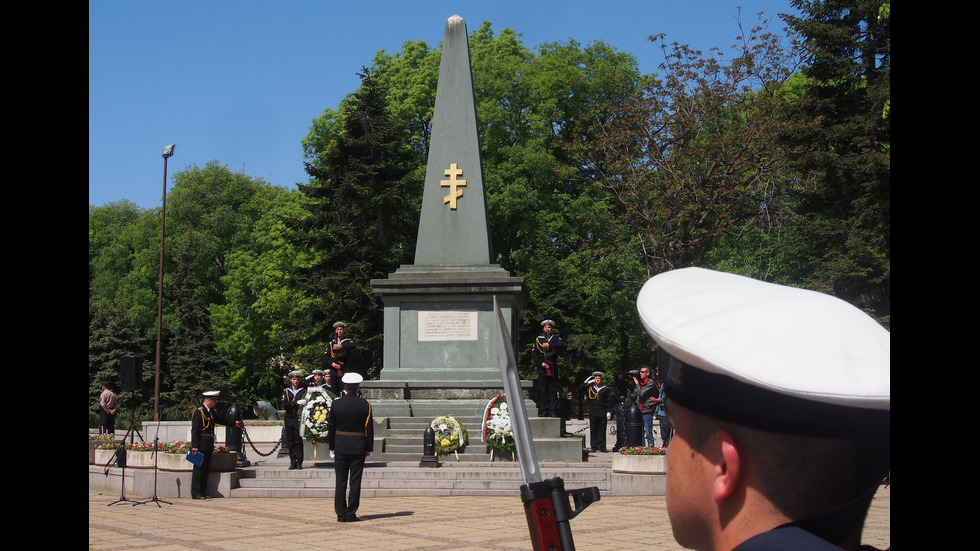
[493,296,542,484]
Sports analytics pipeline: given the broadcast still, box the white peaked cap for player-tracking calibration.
[637,268,889,436]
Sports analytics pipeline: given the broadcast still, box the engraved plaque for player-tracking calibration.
[418,310,478,341]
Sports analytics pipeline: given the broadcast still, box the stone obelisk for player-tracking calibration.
[370,14,527,387]
[366,17,582,462]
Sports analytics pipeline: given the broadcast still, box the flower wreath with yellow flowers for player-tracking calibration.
[301,387,336,443]
[430,415,468,455]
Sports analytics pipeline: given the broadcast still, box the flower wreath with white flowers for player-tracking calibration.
[301,387,337,444]
[482,394,515,453]
[430,415,467,455]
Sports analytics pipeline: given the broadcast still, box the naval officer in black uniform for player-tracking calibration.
[189,390,241,499]
[327,372,373,522]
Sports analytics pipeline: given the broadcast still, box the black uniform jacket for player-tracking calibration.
[327,394,374,455]
[191,404,231,450]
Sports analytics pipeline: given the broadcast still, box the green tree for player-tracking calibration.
[163,236,234,414]
[779,0,890,325]
[89,201,161,342]
[166,161,280,308]
[89,306,150,427]
[285,67,419,377]
[556,12,798,383]
[210,189,313,404]
[567,12,796,281]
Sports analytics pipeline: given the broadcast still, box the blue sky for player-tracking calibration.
[89,0,798,210]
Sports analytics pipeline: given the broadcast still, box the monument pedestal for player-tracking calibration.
[371,264,526,382]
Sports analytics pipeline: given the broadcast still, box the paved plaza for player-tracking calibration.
[88,483,889,550]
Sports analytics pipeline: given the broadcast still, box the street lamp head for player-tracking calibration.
[162,144,176,158]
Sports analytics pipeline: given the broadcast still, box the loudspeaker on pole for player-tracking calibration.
[120,355,143,392]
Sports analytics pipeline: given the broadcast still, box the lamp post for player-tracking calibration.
[154,144,175,421]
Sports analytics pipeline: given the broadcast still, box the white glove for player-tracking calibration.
[297,399,308,405]
[606,411,612,420]
[366,452,372,458]
[329,450,335,458]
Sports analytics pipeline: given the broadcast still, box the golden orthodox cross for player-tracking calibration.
[441,163,466,209]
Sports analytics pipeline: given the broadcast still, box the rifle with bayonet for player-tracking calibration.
[493,296,600,551]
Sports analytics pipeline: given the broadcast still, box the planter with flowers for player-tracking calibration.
[612,446,667,474]
[89,434,121,464]
[94,441,238,471]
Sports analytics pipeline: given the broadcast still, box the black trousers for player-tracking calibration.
[536,375,559,416]
[191,437,214,497]
[284,419,303,466]
[334,453,366,520]
[589,414,608,451]
[99,410,116,435]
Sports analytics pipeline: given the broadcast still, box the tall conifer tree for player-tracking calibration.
[285,67,419,376]
[164,236,233,412]
[779,0,890,325]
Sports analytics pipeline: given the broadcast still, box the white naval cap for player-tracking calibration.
[637,267,889,437]
[341,372,363,385]
[202,390,220,398]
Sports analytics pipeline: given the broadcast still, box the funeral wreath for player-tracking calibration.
[430,415,467,454]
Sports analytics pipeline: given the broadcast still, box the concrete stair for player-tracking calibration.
[371,398,586,463]
[230,460,611,498]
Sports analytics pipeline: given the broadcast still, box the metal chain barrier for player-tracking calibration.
[241,424,283,457]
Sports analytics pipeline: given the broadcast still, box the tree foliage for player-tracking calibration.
[285,66,419,377]
[163,236,233,412]
[88,306,150,426]
[778,0,890,326]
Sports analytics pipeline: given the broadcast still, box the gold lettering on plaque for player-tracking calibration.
[441,163,466,209]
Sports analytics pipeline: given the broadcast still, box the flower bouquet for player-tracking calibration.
[482,394,515,461]
[430,415,467,460]
[302,389,335,444]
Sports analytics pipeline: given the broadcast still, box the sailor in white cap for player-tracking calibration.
[636,267,889,551]
[328,371,373,522]
[189,390,241,499]
[530,319,566,417]
[280,370,308,469]
[325,321,356,397]
[308,369,328,389]
[585,371,613,453]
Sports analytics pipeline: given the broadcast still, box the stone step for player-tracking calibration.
[229,461,612,498]
[370,398,537,419]
[241,464,609,476]
[229,487,525,498]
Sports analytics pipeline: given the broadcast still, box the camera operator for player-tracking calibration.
[627,365,661,447]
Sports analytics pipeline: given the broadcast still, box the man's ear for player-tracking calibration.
[713,429,741,503]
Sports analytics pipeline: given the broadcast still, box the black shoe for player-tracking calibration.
[295,464,303,470]
[193,495,207,500]
[337,517,346,522]
[288,465,296,470]
[346,515,362,522]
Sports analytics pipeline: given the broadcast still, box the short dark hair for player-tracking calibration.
[686,408,871,521]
